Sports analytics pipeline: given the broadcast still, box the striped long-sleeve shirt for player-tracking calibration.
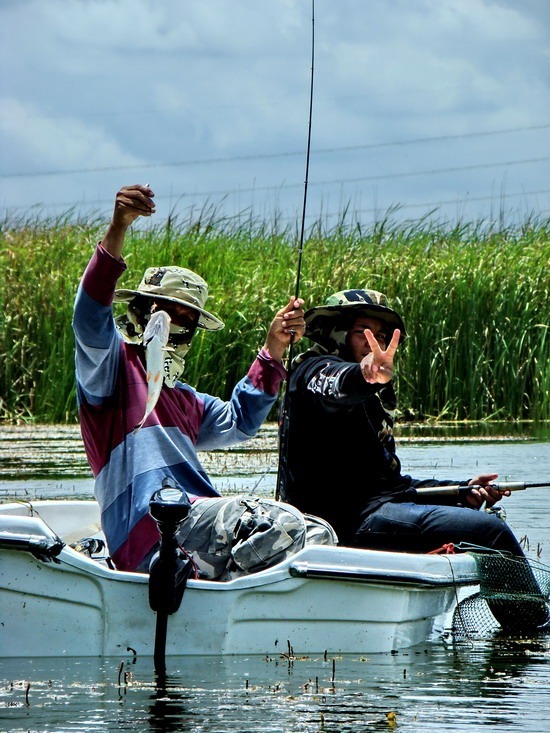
[73,244,286,571]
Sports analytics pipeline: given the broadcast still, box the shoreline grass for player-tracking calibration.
[1,209,549,424]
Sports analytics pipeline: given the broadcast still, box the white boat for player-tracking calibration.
[0,499,479,658]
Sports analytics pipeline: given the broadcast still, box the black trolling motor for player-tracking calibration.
[148,477,193,677]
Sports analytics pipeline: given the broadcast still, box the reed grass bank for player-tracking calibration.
[1,211,549,423]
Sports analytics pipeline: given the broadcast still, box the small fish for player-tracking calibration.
[134,309,171,432]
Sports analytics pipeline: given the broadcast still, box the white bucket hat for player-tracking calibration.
[114,266,224,331]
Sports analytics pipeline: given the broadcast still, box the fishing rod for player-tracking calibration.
[293,0,315,303]
[415,481,550,498]
[275,0,315,500]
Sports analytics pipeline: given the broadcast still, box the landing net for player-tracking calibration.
[452,551,550,639]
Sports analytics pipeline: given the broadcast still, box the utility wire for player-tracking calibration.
[171,155,549,198]
[1,124,548,179]
[2,155,548,211]
[4,186,549,217]
[301,188,550,221]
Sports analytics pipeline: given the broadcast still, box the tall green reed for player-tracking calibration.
[1,209,548,423]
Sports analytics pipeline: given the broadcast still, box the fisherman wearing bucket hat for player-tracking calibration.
[113,266,225,389]
[114,266,225,332]
[73,184,306,573]
[277,285,547,632]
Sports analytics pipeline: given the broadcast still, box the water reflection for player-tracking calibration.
[3,641,550,733]
[149,677,197,733]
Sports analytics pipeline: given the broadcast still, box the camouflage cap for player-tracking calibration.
[114,266,224,331]
[304,288,407,347]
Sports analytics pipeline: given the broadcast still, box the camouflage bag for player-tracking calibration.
[176,496,337,580]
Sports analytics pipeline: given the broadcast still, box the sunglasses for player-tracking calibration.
[168,325,197,345]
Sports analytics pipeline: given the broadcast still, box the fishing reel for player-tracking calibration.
[485,504,507,522]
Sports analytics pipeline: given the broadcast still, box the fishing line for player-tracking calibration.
[275,0,315,500]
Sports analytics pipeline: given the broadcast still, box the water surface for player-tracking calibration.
[2,639,550,733]
[1,424,550,732]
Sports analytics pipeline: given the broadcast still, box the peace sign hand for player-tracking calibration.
[360,328,401,384]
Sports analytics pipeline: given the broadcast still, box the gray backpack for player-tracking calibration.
[176,496,337,580]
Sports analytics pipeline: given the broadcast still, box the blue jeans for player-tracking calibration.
[355,501,549,630]
[354,501,524,555]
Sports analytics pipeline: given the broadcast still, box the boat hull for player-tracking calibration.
[0,500,478,658]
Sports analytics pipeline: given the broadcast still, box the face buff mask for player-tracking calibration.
[115,307,195,388]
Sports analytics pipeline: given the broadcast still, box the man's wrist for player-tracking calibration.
[262,339,285,363]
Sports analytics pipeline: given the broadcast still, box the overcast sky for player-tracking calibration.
[1,0,549,230]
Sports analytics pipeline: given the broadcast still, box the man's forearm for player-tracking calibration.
[101,221,129,261]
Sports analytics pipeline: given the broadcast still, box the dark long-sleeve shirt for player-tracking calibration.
[279,353,463,543]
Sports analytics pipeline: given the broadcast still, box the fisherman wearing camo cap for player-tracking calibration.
[279,288,549,632]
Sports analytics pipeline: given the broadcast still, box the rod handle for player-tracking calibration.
[415,481,529,497]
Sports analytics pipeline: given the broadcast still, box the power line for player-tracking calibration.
[311,157,550,189]
[310,189,550,220]
[1,123,548,179]
[110,155,546,200]
[4,187,549,217]
[96,156,549,198]
[2,155,548,212]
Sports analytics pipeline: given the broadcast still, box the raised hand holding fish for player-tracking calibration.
[134,309,171,432]
[102,184,155,261]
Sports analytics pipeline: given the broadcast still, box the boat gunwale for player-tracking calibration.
[0,499,480,591]
[289,560,479,588]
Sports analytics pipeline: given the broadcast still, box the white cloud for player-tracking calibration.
[0,97,144,169]
[0,0,548,224]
